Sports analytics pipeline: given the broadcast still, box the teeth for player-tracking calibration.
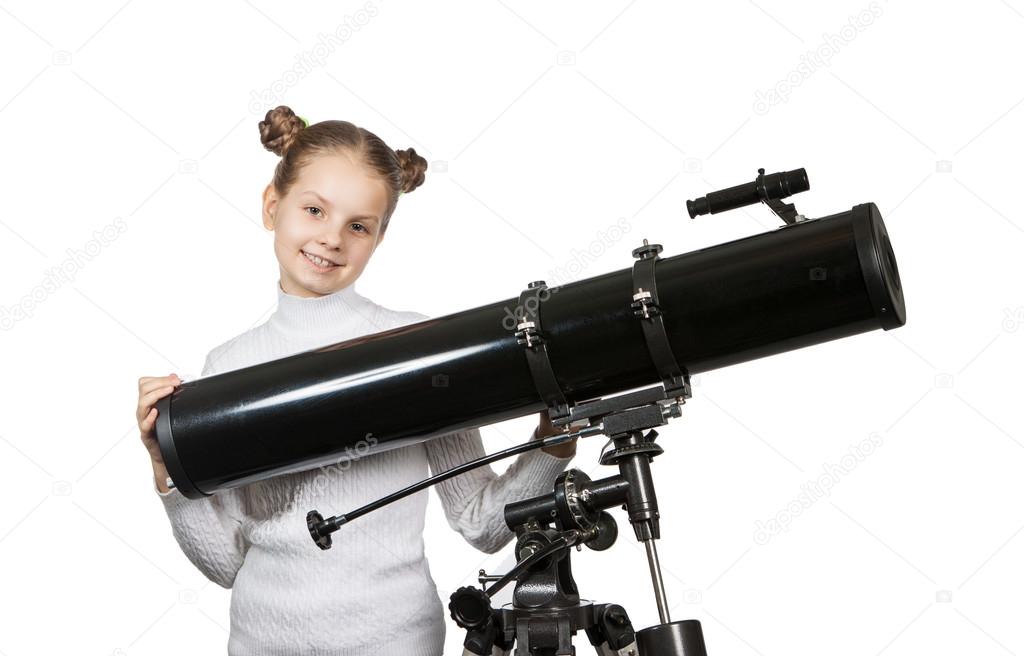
[303,251,335,267]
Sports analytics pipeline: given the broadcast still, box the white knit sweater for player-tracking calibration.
[155,281,573,655]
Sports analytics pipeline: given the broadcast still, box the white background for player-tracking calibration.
[1,1,1022,654]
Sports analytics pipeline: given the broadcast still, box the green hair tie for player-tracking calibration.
[298,115,310,128]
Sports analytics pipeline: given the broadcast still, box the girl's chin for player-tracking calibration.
[288,274,348,298]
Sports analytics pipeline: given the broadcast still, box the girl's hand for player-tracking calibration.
[137,373,182,464]
[537,410,577,458]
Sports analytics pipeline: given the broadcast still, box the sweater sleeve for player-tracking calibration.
[425,426,574,554]
[154,349,250,589]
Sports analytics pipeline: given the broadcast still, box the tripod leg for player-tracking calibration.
[462,625,496,656]
[585,604,639,656]
[514,615,576,655]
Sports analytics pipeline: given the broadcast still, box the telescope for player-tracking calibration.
[156,167,905,655]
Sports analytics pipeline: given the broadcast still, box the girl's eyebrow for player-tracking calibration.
[300,190,379,223]
[300,190,333,207]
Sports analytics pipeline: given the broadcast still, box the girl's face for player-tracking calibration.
[261,153,389,298]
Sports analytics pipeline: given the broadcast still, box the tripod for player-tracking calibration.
[308,383,709,655]
[447,385,708,656]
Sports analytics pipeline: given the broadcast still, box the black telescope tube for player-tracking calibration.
[157,202,905,498]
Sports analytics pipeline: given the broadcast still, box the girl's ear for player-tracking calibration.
[261,183,279,230]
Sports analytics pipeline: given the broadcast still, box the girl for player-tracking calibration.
[136,105,576,655]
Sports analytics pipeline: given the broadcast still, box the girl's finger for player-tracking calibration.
[137,386,171,417]
[138,405,156,426]
[139,372,176,384]
[139,376,180,396]
[138,386,175,416]
[146,385,176,403]
[140,407,157,433]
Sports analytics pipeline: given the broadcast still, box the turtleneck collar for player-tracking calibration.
[267,279,377,338]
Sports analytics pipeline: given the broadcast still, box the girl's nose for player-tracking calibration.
[318,232,343,251]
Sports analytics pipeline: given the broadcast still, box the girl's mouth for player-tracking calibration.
[301,250,341,272]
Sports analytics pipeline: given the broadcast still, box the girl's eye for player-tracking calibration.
[305,207,323,218]
[351,223,367,233]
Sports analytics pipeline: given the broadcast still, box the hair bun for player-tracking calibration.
[395,147,428,194]
[259,106,306,157]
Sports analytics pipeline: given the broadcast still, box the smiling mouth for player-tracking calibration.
[301,250,342,269]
